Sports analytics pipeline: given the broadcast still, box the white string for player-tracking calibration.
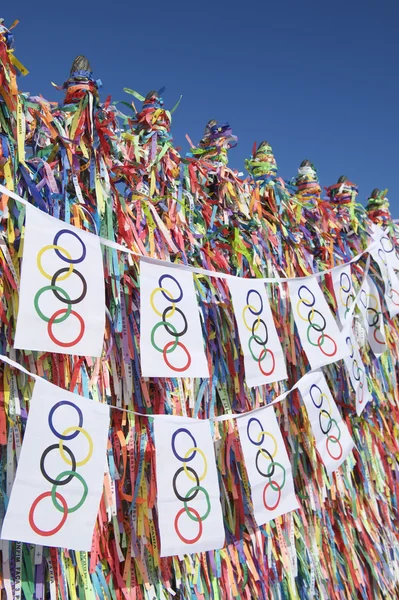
[0,184,376,283]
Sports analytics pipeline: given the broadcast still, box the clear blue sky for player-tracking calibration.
[2,1,398,214]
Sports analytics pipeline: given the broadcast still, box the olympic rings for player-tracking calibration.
[246,416,286,512]
[242,289,275,376]
[35,229,88,348]
[150,274,192,372]
[171,428,210,544]
[297,285,337,357]
[309,383,343,462]
[31,399,92,538]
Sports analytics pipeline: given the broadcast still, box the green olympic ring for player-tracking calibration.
[183,486,211,522]
[34,286,72,323]
[150,321,179,353]
[265,461,286,490]
[248,334,267,361]
[51,471,88,513]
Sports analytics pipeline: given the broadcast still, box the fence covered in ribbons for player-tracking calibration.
[1,18,399,600]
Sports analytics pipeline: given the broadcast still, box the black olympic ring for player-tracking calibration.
[172,467,200,502]
[255,448,275,478]
[366,307,380,328]
[162,306,188,337]
[308,309,326,332]
[50,268,88,305]
[40,444,77,485]
[251,319,269,345]
[346,336,354,358]
[319,409,333,435]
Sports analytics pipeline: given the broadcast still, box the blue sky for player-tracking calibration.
[2,1,398,214]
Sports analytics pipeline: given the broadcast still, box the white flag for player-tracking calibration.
[140,261,209,378]
[343,327,373,416]
[228,278,287,387]
[238,406,298,526]
[2,378,109,550]
[371,226,399,317]
[288,276,349,369]
[358,276,387,356]
[153,416,225,556]
[14,205,105,356]
[298,370,354,474]
[331,264,355,327]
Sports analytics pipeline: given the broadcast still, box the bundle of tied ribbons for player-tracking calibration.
[1,19,399,600]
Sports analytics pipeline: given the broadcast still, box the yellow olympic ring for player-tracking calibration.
[59,427,93,467]
[366,293,379,311]
[242,305,260,332]
[150,287,176,318]
[318,393,332,415]
[37,245,73,281]
[257,431,278,458]
[297,299,315,322]
[339,286,352,308]
[183,447,208,482]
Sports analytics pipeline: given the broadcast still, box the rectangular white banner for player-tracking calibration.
[288,276,349,369]
[228,278,287,387]
[331,264,355,327]
[298,370,354,474]
[153,416,225,557]
[357,275,387,356]
[342,327,373,416]
[237,406,298,526]
[14,205,105,356]
[140,261,209,378]
[1,378,109,550]
[371,226,399,317]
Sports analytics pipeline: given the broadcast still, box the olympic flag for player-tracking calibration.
[288,276,349,369]
[331,264,355,327]
[153,416,225,557]
[370,226,399,318]
[228,278,287,387]
[140,261,209,378]
[298,370,354,475]
[237,406,298,526]
[14,205,105,356]
[343,326,373,416]
[357,275,387,356]
[1,378,109,550]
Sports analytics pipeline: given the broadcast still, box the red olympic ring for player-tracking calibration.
[263,480,282,511]
[326,435,343,460]
[390,288,399,306]
[373,327,385,346]
[47,309,85,347]
[29,491,68,536]
[174,507,203,544]
[258,348,275,376]
[358,381,364,404]
[163,341,192,372]
[317,334,337,357]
